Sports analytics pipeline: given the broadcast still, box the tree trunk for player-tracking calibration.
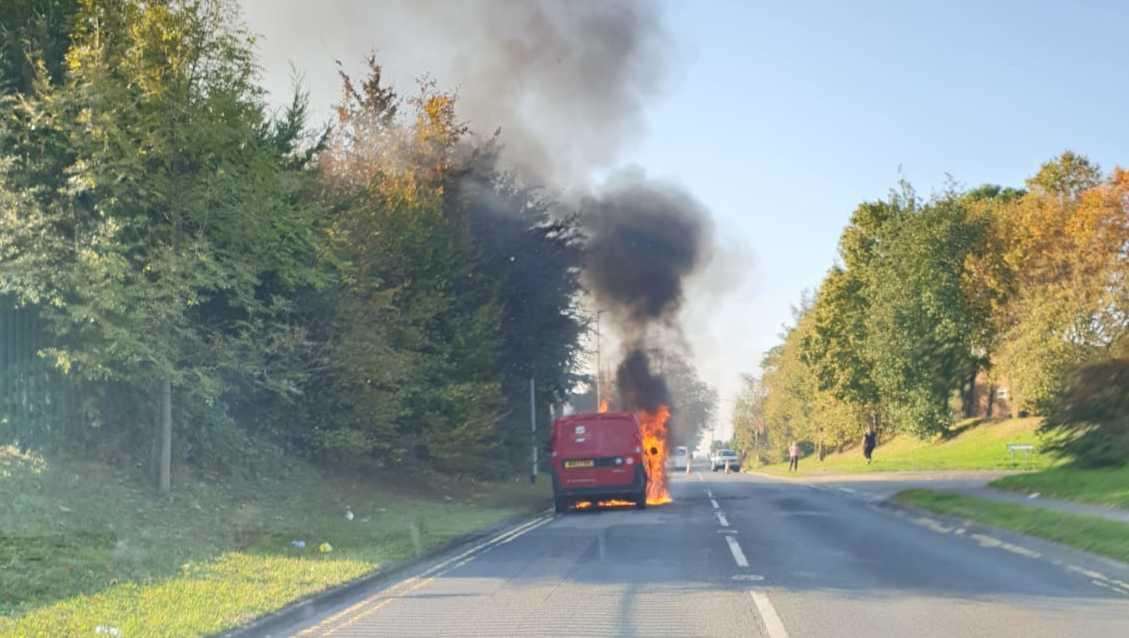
[159,378,172,494]
[986,384,996,418]
[962,366,978,418]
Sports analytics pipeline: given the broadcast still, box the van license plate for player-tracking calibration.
[564,459,594,469]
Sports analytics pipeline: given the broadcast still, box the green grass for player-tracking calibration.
[0,446,548,637]
[991,464,1129,509]
[758,418,1053,476]
[894,489,1129,564]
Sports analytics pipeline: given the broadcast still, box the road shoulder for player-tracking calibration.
[223,508,550,638]
[887,489,1129,593]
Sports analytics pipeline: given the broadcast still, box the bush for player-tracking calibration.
[1039,359,1129,467]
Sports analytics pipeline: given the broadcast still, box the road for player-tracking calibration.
[271,469,1129,637]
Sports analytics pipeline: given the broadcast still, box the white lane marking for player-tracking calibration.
[969,533,1042,559]
[725,535,749,567]
[731,574,764,581]
[715,510,729,527]
[911,516,954,534]
[836,487,857,495]
[718,529,738,535]
[496,516,554,545]
[706,488,714,498]
[750,591,789,638]
[1066,565,1107,581]
[710,498,720,509]
[1089,579,1129,596]
[306,514,553,635]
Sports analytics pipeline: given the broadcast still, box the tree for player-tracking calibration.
[1039,359,1129,467]
[996,154,1128,413]
[732,374,767,462]
[458,150,586,470]
[865,192,991,435]
[0,0,322,487]
[0,0,79,94]
[662,351,717,450]
[802,198,905,434]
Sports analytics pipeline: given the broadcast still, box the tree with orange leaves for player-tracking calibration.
[995,153,1129,413]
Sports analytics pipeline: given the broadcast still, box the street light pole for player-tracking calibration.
[595,309,605,409]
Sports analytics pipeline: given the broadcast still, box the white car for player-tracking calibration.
[710,449,741,472]
[669,446,690,471]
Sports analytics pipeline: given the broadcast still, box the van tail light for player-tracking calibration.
[634,446,641,454]
[614,457,623,465]
[625,457,634,465]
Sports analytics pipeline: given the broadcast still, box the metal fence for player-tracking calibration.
[0,295,67,445]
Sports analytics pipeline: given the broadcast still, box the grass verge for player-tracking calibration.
[758,418,1052,476]
[0,446,548,637]
[894,488,1129,564]
[991,464,1129,509]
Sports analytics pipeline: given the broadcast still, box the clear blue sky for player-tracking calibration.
[618,0,1129,438]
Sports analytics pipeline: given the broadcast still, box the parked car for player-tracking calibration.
[710,448,741,472]
[548,411,649,513]
[669,445,690,471]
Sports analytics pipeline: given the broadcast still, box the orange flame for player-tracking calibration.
[573,499,636,511]
[600,499,636,508]
[598,399,609,413]
[638,405,672,505]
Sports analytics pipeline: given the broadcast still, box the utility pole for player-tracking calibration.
[530,376,537,483]
[595,309,604,409]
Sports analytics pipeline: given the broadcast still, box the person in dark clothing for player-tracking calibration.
[863,430,877,464]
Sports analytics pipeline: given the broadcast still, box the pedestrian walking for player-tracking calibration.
[863,429,877,464]
[788,441,800,472]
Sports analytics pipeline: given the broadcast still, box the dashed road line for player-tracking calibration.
[970,533,1042,559]
[836,487,857,495]
[750,591,789,638]
[706,488,714,498]
[710,498,720,510]
[715,510,729,527]
[725,535,749,567]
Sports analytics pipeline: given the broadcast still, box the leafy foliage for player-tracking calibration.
[0,2,588,482]
[746,151,1128,467]
[1040,359,1129,467]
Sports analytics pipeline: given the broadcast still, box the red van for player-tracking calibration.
[548,411,649,513]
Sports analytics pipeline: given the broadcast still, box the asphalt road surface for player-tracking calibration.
[274,470,1129,637]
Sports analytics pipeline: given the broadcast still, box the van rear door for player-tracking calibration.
[556,416,638,489]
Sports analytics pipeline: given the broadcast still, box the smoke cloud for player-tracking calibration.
[242,0,721,434]
[243,0,671,186]
[582,172,714,414]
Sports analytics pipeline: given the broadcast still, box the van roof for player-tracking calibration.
[553,411,636,425]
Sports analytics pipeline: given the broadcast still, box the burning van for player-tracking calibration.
[548,411,651,513]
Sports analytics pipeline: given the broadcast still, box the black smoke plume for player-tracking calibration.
[583,172,713,413]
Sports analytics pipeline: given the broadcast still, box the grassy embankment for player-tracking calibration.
[895,489,1129,564]
[758,417,1052,476]
[0,446,548,637]
[991,464,1129,510]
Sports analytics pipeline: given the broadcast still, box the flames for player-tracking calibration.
[598,399,609,413]
[638,405,672,505]
[574,498,635,510]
